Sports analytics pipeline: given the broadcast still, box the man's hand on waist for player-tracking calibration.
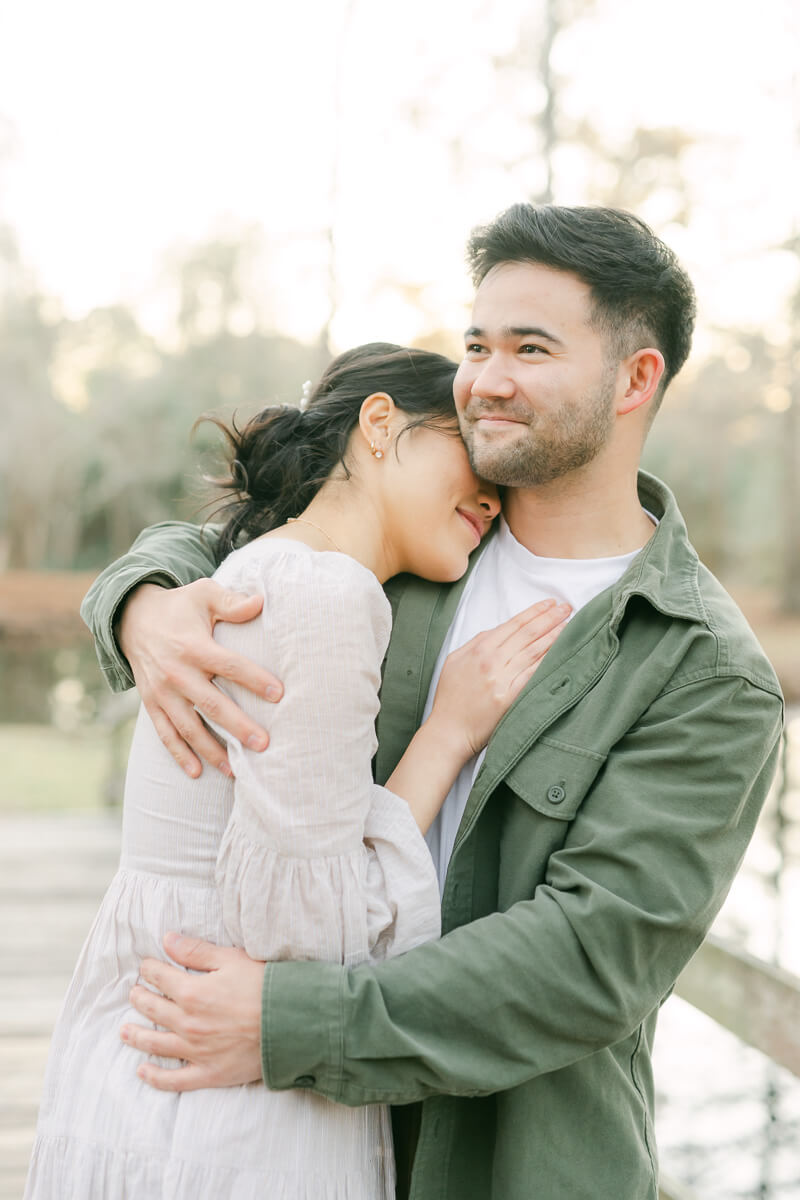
[121,931,265,1091]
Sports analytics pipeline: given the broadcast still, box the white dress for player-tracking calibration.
[25,540,442,1199]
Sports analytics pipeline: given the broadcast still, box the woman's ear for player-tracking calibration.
[358,392,398,456]
[616,348,665,416]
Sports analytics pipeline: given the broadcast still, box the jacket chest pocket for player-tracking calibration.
[504,737,607,819]
[498,739,607,907]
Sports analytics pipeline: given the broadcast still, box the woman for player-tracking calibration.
[25,343,567,1199]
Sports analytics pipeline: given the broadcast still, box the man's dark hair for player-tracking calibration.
[467,204,696,406]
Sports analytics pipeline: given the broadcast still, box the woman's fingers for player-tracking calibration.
[466,600,569,694]
[496,602,571,666]
[505,619,570,699]
[491,599,569,652]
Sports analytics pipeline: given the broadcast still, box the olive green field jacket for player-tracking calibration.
[81,472,784,1200]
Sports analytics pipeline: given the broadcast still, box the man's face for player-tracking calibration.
[454,262,620,487]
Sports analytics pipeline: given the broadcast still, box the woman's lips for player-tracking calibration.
[458,509,483,546]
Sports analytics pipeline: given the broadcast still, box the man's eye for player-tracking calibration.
[520,344,547,355]
[465,343,485,355]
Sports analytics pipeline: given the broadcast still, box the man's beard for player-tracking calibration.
[459,371,617,488]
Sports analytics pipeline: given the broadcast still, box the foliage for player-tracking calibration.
[0,233,313,570]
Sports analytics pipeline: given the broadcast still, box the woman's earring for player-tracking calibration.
[370,441,384,460]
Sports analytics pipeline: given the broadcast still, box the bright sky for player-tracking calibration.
[0,0,797,351]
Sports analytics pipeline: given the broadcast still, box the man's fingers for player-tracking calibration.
[145,703,204,779]
[146,693,235,777]
[210,586,263,625]
[162,697,238,773]
[180,583,280,700]
[207,650,284,704]
[130,981,184,1026]
[190,682,270,753]
[121,1021,187,1061]
[161,932,243,974]
[137,1061,212,1093]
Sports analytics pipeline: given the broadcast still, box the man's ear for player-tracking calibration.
[617,349,665,416]
[358,392,398,452]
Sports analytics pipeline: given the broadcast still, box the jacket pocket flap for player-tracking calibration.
[504,738,607,820]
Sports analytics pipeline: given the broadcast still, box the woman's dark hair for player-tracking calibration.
[202,342,458,562]
[466,204,696,407]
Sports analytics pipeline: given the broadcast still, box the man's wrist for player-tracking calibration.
[112,574,182,669]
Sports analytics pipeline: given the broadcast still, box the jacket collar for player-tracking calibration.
[609,471,705,630]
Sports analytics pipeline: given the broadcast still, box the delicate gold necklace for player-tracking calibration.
[286,516,345,554]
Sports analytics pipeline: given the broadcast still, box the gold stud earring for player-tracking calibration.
[370,441,384,459]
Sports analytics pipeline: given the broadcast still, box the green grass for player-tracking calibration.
[0,724,133,811]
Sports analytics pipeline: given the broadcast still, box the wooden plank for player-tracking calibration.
[0,814,119,1200]
[674,934,800,1077]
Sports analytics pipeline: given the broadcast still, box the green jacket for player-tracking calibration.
[82,472,784,1200]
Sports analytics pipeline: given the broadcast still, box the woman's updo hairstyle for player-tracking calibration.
[203,342,459,562]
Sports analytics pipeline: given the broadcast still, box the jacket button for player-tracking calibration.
[547,784,566,804]
[294,1075,316,1087]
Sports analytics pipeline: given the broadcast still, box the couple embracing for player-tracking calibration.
[26,204,782,1200]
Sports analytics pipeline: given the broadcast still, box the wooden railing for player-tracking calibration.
[658,935,800,1200]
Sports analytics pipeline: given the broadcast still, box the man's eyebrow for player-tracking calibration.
[465,324,565,346]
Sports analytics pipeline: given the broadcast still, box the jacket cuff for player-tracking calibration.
[261,961,345,1099]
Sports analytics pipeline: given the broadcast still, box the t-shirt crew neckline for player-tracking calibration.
[493,512,657,574]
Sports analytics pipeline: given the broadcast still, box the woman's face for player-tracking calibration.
[381,419,500,582]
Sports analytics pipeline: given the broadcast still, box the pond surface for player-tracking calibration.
[654,709,800,1198]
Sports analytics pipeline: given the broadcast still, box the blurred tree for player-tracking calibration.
[0,229,77,568]
[642,328,785,587]
[781,276,800,612]
[0,232,318,570]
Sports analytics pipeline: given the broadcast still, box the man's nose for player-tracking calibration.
[470,355,515,400]
[478,485,501,519]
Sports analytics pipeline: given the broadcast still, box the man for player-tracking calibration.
[82,204,783,1199]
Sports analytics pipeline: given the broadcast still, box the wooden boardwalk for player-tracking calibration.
[0,813,121,1200]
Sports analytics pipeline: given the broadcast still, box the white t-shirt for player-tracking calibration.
[423,515,647,891]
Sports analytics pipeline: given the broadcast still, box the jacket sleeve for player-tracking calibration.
[80,521,221,692]
[259,671,783,1104]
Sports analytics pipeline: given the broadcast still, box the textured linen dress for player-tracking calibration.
[25,539,442,1199]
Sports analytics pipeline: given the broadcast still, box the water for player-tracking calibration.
[3,645,800,1197]
[654,709,800,1198]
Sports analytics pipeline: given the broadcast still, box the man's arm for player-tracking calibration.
[81,520,281,776]
[260,673,783,1104]
[81,520,222,690]
[123,671,782,1097]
